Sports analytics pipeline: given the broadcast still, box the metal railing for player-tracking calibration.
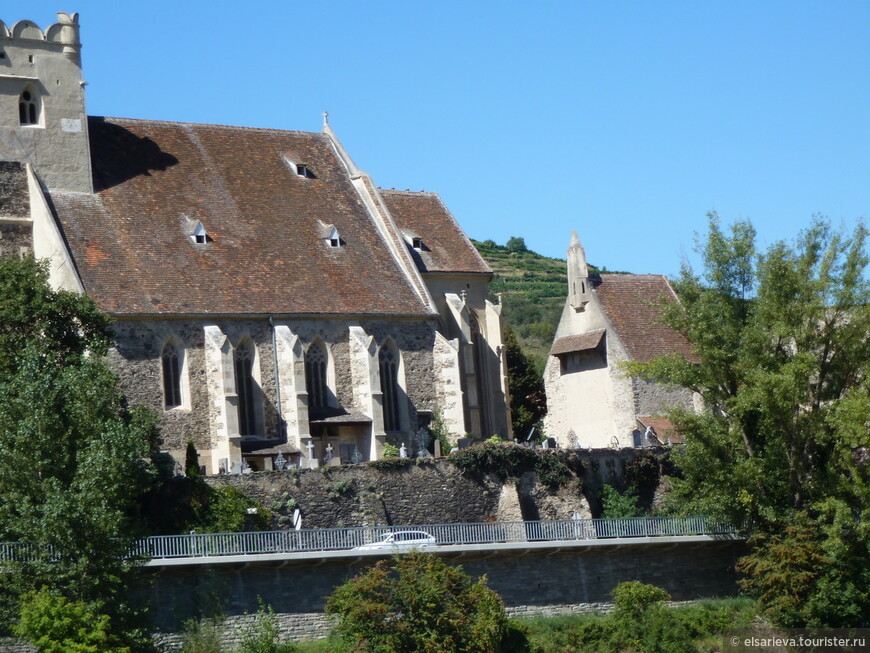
[130,515,733,560]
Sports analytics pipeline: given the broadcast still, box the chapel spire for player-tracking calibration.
[567,230,591,311]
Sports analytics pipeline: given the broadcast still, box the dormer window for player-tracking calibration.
[296,164,316,179]
[412,237,423,250]
[19,88,39,126]
[192,221,208,244]
[326,225,342,248]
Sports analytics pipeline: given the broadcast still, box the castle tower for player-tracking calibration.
[567,230,591,311]
[0,13,93,193]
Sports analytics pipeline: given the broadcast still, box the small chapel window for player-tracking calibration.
[19,88,38,126]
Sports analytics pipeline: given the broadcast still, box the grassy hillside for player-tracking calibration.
[472,238,624,374]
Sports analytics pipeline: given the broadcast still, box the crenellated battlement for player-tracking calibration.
[0,13,80,47]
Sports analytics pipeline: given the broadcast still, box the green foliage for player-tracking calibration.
[15,589,130,653]
[502,326,546,437]
[141,478,270,534]
[324,480,354,501]
[381,442,399,458]
[449,441,571,489]
[505,236,528,253]
[737,501,870,627]
[326,552,523,653]
[628,214,870,624]
[428,410,453,455]
[520,593,757,653]
[238,601,297,653]
[599,484,644,518]
[186,440,201,478]
[367,457,412,472]
[180,616,224,653]
[0,256,155,643]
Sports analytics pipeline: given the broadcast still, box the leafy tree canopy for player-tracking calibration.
[326,552,526,652]
[0,256,156,645]
[629,214,870,625]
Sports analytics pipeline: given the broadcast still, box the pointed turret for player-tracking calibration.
[567,230,591,311]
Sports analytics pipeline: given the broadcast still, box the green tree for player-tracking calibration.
[326,552,526,652]
[15,589,130,653]
[628,214,870,625]
[505,236,528,253]
[0,256,155,645]
[503,326,546,438]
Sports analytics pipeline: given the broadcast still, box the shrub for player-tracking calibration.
[15,589,128,653]
[600,484,644,518]
[382,442,399,458]
[449,441,571,488]
[326,553,525,652]
[185,440,201,478]
[179,616,223,653]
[238,601,297,653]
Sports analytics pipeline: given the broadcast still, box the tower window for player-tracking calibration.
[19,89,38,126]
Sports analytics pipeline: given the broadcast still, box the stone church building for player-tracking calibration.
[0,13,511,473]
[544,232,697,449]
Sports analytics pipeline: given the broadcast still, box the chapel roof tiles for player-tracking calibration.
[593,274,696,363]
[549,329,606,356]
[49,117,436,317]
[380,189,491,275]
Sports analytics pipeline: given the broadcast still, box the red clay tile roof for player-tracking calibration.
[549,329,606,356]
[50,117,433,316]
[636,416,683,445]
[594,274,696,363]
[380,189,491,275]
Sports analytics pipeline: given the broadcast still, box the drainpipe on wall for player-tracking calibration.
[268,316,285,440]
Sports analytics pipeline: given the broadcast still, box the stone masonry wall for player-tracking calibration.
[142,540,744,649]
[205,448,670,530]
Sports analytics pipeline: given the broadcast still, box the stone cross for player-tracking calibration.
[306,440,316,468]
[352,448,364,464]
[325,443,334,463]
[274,452,287,472]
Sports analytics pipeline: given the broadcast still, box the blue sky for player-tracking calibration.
[5,2,869,276]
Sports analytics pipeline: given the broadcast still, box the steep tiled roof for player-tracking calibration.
[637,416,683,445]
[549,329,605,356]
[380,189,491,275]
[593,274,696,363]
[50,117,432,316]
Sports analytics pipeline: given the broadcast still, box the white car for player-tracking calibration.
[354,531,437,551]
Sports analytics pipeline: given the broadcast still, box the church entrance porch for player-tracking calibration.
[308,408,372,466]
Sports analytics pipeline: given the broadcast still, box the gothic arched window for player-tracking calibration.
[19,88,38,126]
[161,340,183,409]
[305,340,328,409]
[234,340,258,436]
[379,342,402,432]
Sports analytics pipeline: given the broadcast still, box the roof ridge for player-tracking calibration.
[90,115,323,138]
